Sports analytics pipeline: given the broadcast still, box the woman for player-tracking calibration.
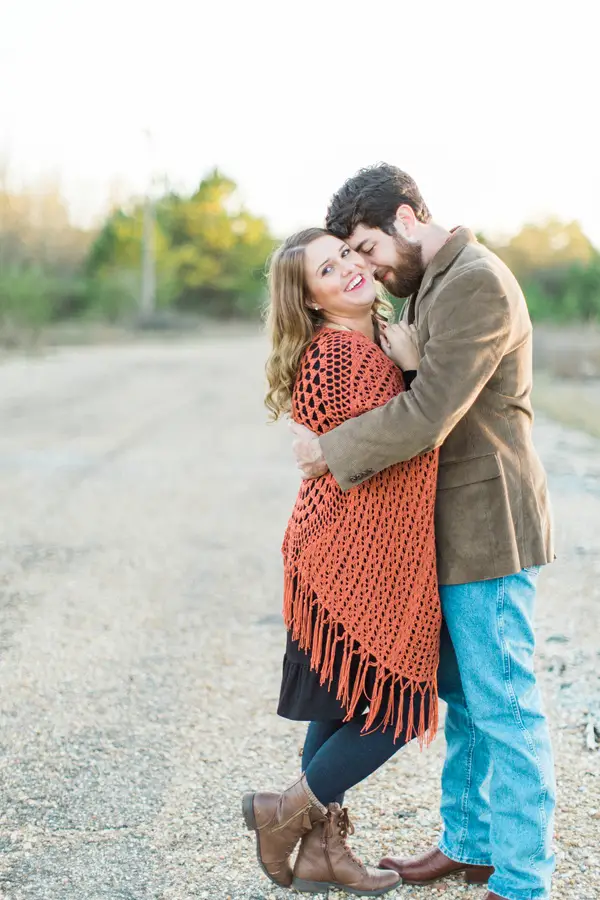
[242,228,441,896]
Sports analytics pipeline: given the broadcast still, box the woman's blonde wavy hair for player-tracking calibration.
[264,228,394,420]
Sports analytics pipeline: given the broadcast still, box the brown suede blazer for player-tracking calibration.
[320,227,554,585]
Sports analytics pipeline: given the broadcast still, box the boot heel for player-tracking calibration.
[292,876,330,893]
[242,792,257,830]
[465,867,492,884]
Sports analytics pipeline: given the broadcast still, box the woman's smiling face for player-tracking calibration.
[304,234,376,318]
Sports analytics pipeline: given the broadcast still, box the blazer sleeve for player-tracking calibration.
[320,266,511,491]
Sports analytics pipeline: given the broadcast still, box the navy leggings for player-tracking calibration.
[302,690,430,806]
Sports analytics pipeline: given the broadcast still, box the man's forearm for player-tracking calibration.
[320,269,512,492]
[320,387,443,491]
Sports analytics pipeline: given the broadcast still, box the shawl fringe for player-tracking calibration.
[284,565,438,748]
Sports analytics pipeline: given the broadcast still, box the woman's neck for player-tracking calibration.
[323,313,374,341]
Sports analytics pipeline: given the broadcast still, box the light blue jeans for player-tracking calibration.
[437,567,556,900]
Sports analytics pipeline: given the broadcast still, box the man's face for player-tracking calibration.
[348,224,425,299]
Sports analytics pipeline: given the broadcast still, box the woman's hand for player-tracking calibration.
[289,420,329,479]
[380,322,421,371]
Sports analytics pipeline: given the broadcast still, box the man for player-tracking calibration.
[290,164,555,900]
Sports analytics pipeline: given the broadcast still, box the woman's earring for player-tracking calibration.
[314,305,319,310]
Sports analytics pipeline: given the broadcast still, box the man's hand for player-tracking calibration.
[380,322,420,370]
[289,420,329,479]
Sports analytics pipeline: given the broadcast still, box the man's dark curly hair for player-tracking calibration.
[325,163,432,239]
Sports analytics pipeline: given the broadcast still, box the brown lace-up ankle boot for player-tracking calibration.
[292,803,401,896]
[242,774,327,887]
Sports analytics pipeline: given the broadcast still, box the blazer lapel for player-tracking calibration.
[414,227,476,316]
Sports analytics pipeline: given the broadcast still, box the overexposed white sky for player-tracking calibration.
[1,0,599,243]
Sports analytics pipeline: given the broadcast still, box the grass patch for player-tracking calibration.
[533,371,600,439]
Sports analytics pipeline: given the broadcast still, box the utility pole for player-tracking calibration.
[140,128,156,316]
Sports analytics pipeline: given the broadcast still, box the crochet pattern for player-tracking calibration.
[282,327,441,743]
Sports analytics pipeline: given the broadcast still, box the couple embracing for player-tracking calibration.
[242,164,555,900]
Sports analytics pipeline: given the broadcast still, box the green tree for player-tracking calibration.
[0,174,93,335]
[482,220,600,322]
[85,169,276,319]
[494,218,595,279]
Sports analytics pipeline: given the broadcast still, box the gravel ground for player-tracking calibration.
[0,335,598,900]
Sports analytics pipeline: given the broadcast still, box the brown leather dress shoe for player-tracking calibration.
[379,846,494,885]
[485,893,505,899]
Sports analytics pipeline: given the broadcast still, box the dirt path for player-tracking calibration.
[0,336,598,899]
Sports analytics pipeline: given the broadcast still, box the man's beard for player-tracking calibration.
[379,234,425,298]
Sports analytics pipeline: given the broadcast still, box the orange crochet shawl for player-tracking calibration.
[282,327,441,744]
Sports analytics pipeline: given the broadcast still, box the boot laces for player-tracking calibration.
[337,807,355,840]
[334,808,366,872]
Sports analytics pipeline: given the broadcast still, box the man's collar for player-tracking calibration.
[418,226,477,299]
